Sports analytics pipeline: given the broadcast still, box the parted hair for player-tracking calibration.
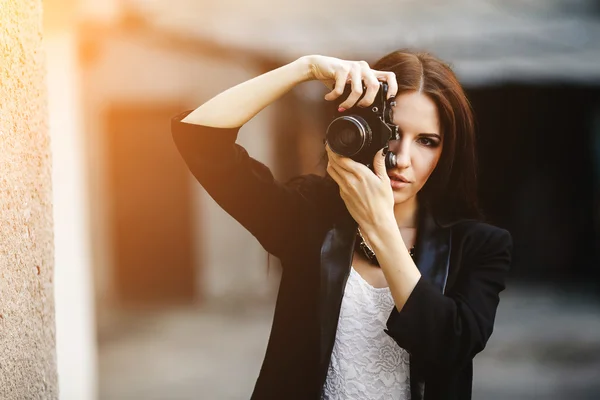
[372,49,481,222]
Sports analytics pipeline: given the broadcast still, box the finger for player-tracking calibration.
[326,144,368,177]
[357,71,381,107]
[338,64,363,110]
[374,71,398,99]
[326,144,353,175]
[326,160,345,187]
[328,161,361,199]
[322,80,335,91]
[373,148,390,181]
[324,68,349,102]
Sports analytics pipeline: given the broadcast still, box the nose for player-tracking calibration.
[389,139,411,169]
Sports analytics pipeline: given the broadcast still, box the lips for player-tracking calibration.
[388,174,411,183]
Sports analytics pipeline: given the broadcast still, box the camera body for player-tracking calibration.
[325,82,399,169]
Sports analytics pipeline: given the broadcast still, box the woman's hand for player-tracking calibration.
[326,145,396,232]
[304,55,398,110]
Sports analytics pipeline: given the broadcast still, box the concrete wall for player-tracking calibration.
[0,0,58,398]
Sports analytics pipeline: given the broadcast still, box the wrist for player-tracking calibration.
[361,216,400,249]
[291,55,316,83]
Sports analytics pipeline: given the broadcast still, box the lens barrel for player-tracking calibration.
[325,115,372,157]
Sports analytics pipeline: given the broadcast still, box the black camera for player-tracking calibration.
[325,82,399,170]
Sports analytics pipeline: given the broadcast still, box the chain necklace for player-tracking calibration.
[356,227,415,267]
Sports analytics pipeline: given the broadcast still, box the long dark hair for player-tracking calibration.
[371,49,482,222]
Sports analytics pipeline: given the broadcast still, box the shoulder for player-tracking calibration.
[284,173,354,231]
[285,173,331,191]
[284,174,333,203]
[285,174,344,215]
[449,220,511,243]
[445,219,513,260]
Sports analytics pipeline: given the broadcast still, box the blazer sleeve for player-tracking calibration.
[171,110,326,259]
[384,225,512,376]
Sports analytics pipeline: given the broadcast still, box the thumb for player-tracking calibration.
[373,148,390,180]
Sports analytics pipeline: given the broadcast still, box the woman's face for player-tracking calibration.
[386,91,443,205]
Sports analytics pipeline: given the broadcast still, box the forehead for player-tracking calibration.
[391,91,440,134]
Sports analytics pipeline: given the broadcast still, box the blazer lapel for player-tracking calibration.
[413,207,452,294]
[318,216,357,387]
[408,207,452,400]
[316,203,453,398]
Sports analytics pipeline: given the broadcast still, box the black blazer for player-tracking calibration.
[171,111,512,400]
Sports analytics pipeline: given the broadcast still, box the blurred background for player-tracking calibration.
[42,0,600,399]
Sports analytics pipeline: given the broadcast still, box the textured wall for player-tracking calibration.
[0,0,58,398]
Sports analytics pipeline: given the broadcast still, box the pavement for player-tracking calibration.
[98,283,600,400]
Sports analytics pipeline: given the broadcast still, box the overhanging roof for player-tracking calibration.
[128,0,600,85]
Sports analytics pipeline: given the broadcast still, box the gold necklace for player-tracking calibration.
[356,227,415,266]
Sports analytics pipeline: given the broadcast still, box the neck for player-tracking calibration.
[394,196,419,229]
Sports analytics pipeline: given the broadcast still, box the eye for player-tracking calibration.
[417,137,440,147]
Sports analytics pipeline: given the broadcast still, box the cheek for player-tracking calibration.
[413,149,442,184]
[392,149,441,204]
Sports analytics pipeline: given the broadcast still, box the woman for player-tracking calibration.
[171,50,512,400]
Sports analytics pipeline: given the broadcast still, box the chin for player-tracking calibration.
[393,191,416,206]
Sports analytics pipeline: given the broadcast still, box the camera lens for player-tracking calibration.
[325,116,371,157]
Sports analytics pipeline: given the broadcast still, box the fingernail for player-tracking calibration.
[338,107,346,112]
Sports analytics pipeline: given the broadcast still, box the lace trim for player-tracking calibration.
[322,267,411,399]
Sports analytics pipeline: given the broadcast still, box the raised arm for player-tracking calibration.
[181,55,399,128]
[172,56,398,259]
[181,57,312,128]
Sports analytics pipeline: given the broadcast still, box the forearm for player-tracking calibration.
[363,220,421,311]
[382,227,512,375]
[182,56,314,128]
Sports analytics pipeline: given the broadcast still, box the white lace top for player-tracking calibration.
[321,267,411,400]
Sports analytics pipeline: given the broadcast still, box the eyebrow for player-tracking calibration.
[397,128,441,138]
[418,133,442,139]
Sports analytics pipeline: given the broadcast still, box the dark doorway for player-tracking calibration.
[105,103,197,305]
[467,85,600,284]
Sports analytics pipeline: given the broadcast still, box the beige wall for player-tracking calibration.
[46,31,98,400]
[83,33,282,327]
[0,0,58,398]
